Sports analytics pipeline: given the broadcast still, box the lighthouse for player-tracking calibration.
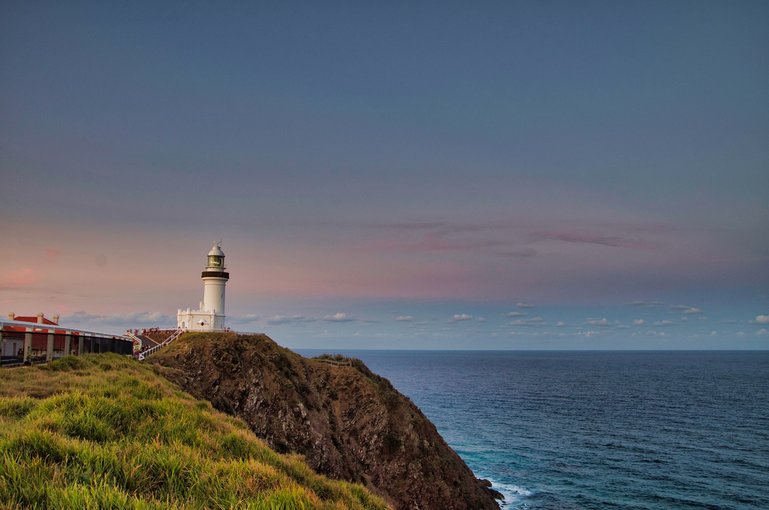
[177,242,230,332]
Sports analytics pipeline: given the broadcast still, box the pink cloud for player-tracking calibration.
[533,231,654,250]
[363,232,505,253]
[1,268,41,288]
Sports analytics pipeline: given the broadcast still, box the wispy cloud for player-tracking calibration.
[669,305,702,314]
[266,312,357,324]
[394,315,413,322]
[511,316,547,327]
[516,302,535,309]
[365,233,506,253]
[497,248,538,260]
[322,312,355,322]
[506,311,527,317]
[586,318,613,327]
[633,319,645,326]
[267,314,317,325]
[62,311,175,326]
[365,221,451,232]
[0,268,42,288]
[355,220,668,271]
[628,301,663,308]
[449,313,473,323]
[227,314,260,324]
[753,314,769,324]
[653,320,676,327]
[533,231,652,249]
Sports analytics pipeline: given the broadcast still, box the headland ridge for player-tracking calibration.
[150,331,502,510]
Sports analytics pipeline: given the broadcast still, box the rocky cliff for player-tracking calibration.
[151,332,500,510]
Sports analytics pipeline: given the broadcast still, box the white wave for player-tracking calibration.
[482,478,533,508]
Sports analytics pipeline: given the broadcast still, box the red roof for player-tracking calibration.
[11,315,59,325]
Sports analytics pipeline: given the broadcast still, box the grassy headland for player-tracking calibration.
[0,353,389,509]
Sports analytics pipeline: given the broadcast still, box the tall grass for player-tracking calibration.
[0,354,389,509]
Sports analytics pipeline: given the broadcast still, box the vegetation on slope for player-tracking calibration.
[0,353,389,510]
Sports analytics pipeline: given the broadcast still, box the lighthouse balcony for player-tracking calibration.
[201,271,229,278]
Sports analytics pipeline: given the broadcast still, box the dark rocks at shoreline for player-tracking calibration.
[479,479,505,502]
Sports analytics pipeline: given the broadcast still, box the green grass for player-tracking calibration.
[0,354,390,509]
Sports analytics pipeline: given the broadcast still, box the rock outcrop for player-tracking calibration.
[151,332,500,510]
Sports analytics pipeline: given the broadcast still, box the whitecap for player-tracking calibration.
[482,478,533,508]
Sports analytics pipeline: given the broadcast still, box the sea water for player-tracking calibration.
[300,350,769,509]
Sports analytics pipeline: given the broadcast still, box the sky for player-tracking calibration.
[1,1,768,349]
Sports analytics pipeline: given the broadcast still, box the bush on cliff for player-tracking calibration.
[0,353,389,510]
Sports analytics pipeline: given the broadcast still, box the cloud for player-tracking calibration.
[497,248,538,260]
[533,231,651,249]
[555,321,565,327]
[1,268,42,288]
[633,319,645,326]
[510,316,547,327]
[669,305,702,314]
[628,301,663,308]
[322,312,355,322]
[267,314,317,325]
[586,318,612,327]
[227,314,260,324]
[365,232,506,253]
[62,311,175,327]
[754,315,769,324]
[516,302,535,309]
[506,311,527,317]
[653,320,676,327]
[267,312,357,324]
[757,329,768,336]
[394,315,413,322]
[365,220,451,232]
[449,314,473,323]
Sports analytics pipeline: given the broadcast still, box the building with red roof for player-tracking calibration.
[1,312,133,366]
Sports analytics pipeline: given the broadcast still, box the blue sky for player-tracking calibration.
[1,1,768,348]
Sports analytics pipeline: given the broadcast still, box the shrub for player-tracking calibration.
[0,398,37,419]
[43,356,91,372]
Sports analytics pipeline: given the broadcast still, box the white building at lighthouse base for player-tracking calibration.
[177,304,224,332]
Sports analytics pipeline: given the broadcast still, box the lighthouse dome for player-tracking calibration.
[208,243,225,257]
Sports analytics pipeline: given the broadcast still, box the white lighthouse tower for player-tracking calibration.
[177,242,230,332]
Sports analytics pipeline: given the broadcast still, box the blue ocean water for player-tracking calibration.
[300,350,769,509]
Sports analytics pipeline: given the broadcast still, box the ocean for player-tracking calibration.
[299,350,769,509]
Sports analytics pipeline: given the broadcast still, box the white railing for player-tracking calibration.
[137,329,183,361]
[124,331,143,354]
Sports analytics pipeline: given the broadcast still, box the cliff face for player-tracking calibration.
[151,333,500,510]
